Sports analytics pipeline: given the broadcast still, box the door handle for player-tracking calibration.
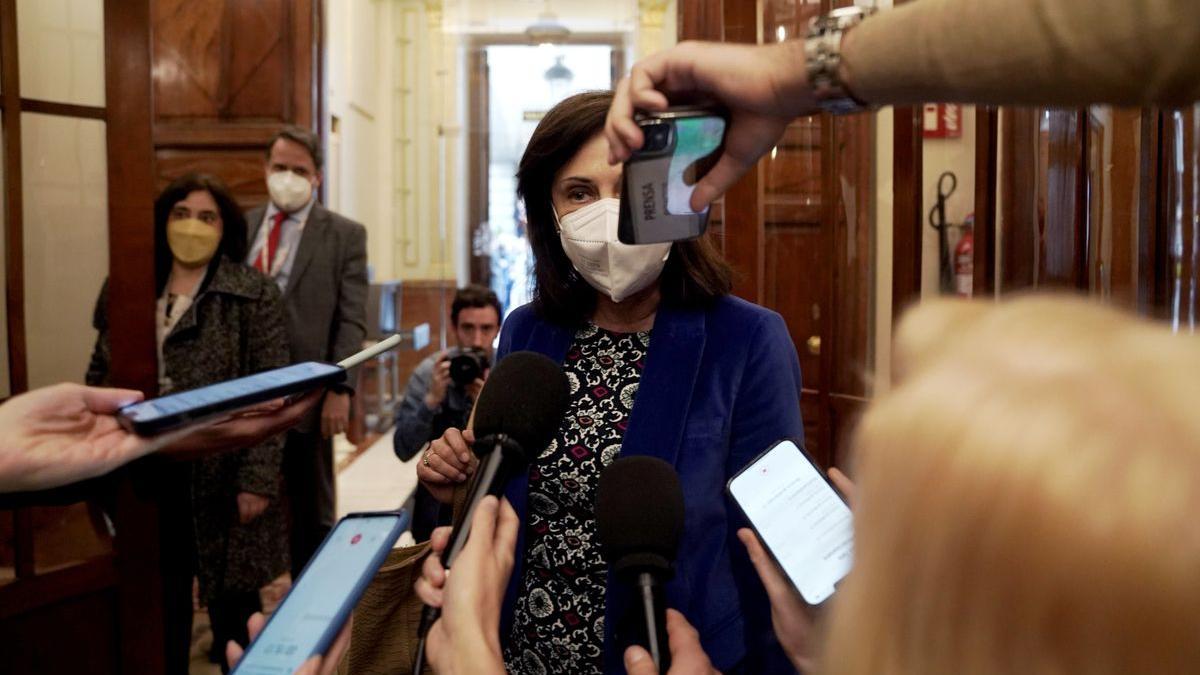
[806,335,821,356]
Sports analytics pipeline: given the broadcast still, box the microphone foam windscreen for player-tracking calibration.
[596,456,685,575]
[472,351,570,459]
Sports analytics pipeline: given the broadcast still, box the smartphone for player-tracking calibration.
[727,439,854,605]
[619,106,727,245]
[230,510,410,675]
[117,361,346,436]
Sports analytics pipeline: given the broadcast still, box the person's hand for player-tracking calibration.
[828,466,856,506]
[415,428,479,504]
[0,383,149,493]
[156,389,322,461]
[237,492,270,524]
[424,353,452,410]
[623,609,722,675]
[606,39,818,212]
[418,495,517,675]
[225,611,351,675]
[320,391,351,438]
[738,528,818,673]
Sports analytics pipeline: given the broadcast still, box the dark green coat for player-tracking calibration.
[87,258,290,601]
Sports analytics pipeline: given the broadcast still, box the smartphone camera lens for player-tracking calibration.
[642,122,672,152]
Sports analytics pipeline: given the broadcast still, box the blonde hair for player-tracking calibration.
[823,295,1200,675]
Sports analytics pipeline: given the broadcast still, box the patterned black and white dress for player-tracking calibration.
[504,324,651,675]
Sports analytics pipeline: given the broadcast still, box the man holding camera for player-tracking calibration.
[394,284,501,539]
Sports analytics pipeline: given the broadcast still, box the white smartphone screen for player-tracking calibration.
[729,440,854,604]
[231,513,406,674]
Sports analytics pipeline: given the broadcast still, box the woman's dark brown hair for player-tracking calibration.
[516,90,732,326]
[153,173,249,295]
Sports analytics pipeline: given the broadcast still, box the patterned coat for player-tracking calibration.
[86,258,290,601]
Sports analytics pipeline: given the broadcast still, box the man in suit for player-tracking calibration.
[246,126,368,576]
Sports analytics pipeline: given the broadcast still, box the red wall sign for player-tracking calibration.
[923,103,962,139]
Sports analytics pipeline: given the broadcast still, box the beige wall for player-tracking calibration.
[920,105,977,296]
[324,0,673,286]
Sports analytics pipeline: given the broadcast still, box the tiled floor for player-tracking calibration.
[189,432,418,673]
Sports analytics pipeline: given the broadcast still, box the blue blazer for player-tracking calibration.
[496,295,804,673]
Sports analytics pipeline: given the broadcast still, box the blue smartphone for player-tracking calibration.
[117,361,346,436]
[229,510,410,674]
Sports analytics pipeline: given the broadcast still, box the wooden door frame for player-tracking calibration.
[465,33,628,288]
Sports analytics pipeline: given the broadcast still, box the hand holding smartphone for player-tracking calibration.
[619,106,727,245]
[117,335,405,436]
[229,510,409,674]
[728,439,854,605]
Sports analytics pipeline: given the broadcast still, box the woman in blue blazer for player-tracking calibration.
[417,91,803,674]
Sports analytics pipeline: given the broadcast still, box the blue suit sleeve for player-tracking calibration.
[728,310,805,673]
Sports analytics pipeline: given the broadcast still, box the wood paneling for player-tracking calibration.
[396,280,455,388]
[678,0,723,41]
[107,0,167,670]
[999,108,1040,291]
[1,0,27,395]
[1040,111,1089,288]
[973,107,999,296]
[150,0,319,202]
[0,584,118,673]
[467,48,490,285]
[892,106,923,317]
[721,0,764,303]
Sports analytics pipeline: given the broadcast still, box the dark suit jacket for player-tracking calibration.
[246,202,368,431]
[496,296,804,674]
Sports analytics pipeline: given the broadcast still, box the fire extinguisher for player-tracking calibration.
[955,213,974,298]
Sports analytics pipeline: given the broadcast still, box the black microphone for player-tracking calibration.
[413,350,569,671]
[596,456,685,672]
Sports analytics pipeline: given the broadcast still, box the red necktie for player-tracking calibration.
[256,211,287,274]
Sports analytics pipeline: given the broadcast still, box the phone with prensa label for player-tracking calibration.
[229,510,409,675]
[618,106,727,245]
[727,439,854,605]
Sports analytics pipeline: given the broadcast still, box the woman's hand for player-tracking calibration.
[0,383,149,493]
[415,427,480,504]
[237,492,270,524]
[624,609,722,675]
[735,467,855,673]
[225,611,351,675]
[417,495,517,675]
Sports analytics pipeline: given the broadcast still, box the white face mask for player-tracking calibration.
[556,198,671,303]
[267,170,314,213]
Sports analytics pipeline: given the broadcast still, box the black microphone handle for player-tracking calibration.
[637,571,671,672]
[441,436,508,568]
[414,435,523,673]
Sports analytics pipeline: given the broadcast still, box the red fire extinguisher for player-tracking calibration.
[955,214,974,297]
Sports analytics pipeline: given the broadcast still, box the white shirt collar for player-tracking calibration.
[265,196,317,228]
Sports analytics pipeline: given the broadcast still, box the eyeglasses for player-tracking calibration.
[169,207,221,225]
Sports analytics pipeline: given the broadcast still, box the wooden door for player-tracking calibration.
[682,0,884,469]
[0,0,159,672]
[151,0,321,207]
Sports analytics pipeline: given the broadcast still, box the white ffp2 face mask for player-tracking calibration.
[556,198,671,303]
[267,170,314,213]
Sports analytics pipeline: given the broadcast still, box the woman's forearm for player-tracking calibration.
[843,0,1200,108]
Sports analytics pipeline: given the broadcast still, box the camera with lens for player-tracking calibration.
[446,347,489,386]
